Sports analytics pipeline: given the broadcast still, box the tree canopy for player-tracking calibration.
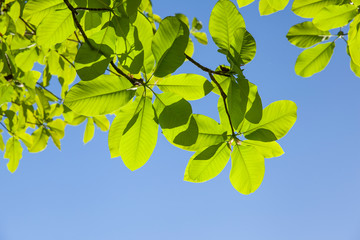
[0,0,358,194]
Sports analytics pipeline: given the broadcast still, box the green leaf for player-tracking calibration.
[237,0,255,8]
[243,140,284,158]
[227,78,249,130]
[267,0,290,11]
[64,75,136,116]
[93,116,110,131]
[23,0,64,25]
[133,12,155,74]
[119,97,158,171]
[175,114,227,151]
[152,16,189,77]
[286,21,331,48]
[0,129,5,151]
[259,0,279,16]
[291,0,344,18]
[192,32,208,45]
[185,38,195,58]
[191,17,202,31]
[209,0,245,51]
[228,27,256,66]
[153,92,192,129]
[15,46,39,72]
[75,39,112,80]
[230,144,265,194]
[0,84,14,107]
[108,99,140,158]
[184,142,231,182]
[350,59,360,78]
[29,126,49,153]
[313,4,358,31]
[348,15,360,66]
[175,13,189,28]
[4,137,23,173]
[48,119,65,150]
[295,42,335,77]
[83,117,95,144]
[36,8,75,48]
[245,83,263,124]
[242,100,297,142]
[156,74,213,100]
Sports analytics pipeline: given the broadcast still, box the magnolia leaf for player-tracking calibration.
[37,8,75,48]
[192,32,208,45]
[242,100,297,142]
[156,74,213,100]
[227,28,256,66]
[184,142,231,182]
[152,16,189,77]
[291,0,344,18]
[64,75,136,116]
[209,0,245,51]
[313,4,358,31]
[259,0,279,16]
[185,38,194,58]
[295,42,335,77]
[93,116,110,131]
[83,117,95,144]
[230,145,265,195]
[23,0,64,25]
[0,130,5,151]
[119,98,158,171]
[245,82,263,124]
[0,84,14,107]
[5,137,23,173]
[243,140,284,158]
[267,0,289,11]
[29,126,49,153]
[48,119,65,150]
[350,59,360,78]
[237,0,255,8]
[108,99,141,158]
[174,114,227,151]
[348,15,360,66]
[286,21,331,48]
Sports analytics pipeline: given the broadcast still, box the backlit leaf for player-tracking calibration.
[237,0,255,8]
[295,42,335,77]
[291,0,344,18]
[5,137,23,173]
[184,142,231,182]
[83,117,95,144]
[348,15,360,66]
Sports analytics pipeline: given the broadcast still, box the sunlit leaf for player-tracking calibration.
[156,74,213,100]
[348,15,360,66]
[64,75,136,116]
[295,42,335,77]
[237,0,255,8]
[209,0,245,51]
[48,119,65,150]
[267,0,289,11]
[286,21,331,48]
[23,0,64,25]
[83,117,95,144]
[5,137,23,173]
[259,0,279,16]
[29,126,49,153]
[0,84,14,107]
[291,0,344,18]
[184,142,231,182]
[313,4,358,31]
[243,140,284,158]
[93,116,110,131]
[120,98,158,171]
[230,144,265,194]
[242,100,297,142]
[152,16,189,77]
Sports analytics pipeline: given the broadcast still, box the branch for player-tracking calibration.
[19,16,36,34]
[0,122,12,134]
[185,53,231,77]
[59,53,75,68]
[209,73,235,137]
[63,0,138,85]
[36,83,62,101]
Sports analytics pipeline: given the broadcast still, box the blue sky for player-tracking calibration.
[1,0,360,239]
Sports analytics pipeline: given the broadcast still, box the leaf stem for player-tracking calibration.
[36,83,62,101]
[19,16,36,34]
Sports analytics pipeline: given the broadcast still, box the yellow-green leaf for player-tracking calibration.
[5,137,23,173]
[83,118,95,144]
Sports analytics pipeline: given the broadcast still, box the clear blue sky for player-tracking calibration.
[1,1,360,239]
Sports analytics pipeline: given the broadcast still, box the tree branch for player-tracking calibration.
[185,53,231,77]
[19,16,36,34]
[63,0,138,85]
[209,73,235,137]
[36,83,62,101]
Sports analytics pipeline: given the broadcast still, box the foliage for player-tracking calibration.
[238,0,360,77]
[0,0,300,194]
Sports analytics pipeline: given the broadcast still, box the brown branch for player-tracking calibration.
[59,53,75,68]
[185,53,231,77]
[209,73,235,137]
[63,0,137,85]
[19,16,36,34]
[36,83,62,101]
